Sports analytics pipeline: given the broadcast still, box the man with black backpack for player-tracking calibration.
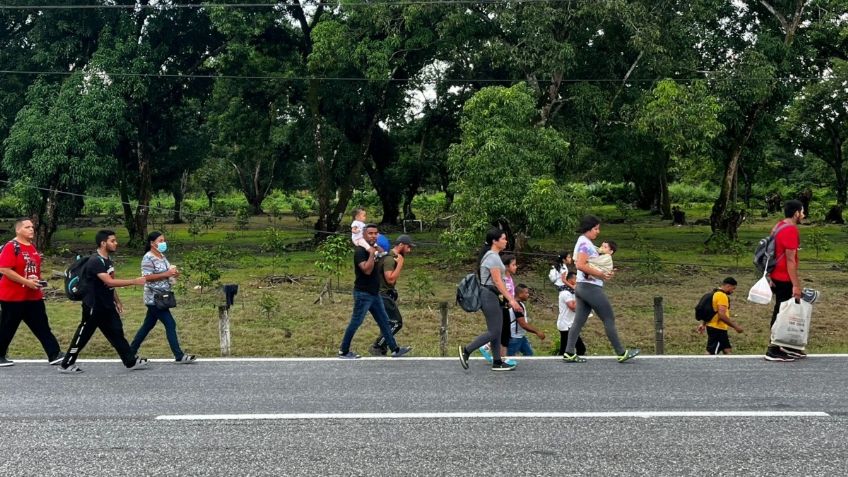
[0,218,64,367]
[764,200,806,362]
[696,277,743,355]
[58,230,149,374]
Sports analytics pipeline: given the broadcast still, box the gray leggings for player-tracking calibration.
[565,282,624,355]
[465,288,503,361]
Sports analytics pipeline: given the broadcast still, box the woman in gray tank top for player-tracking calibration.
[458,228,522,371]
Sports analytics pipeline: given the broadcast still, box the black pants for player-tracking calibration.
[767,280,794,352]
[559,330,586,356]
[373,293,403,353]
[61,305,136,368]
[0,300,61,361]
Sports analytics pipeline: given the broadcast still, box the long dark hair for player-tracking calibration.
[553,251,571,272]
[577,215,601,234]
[145,231,163,255]
[478,227,505,265]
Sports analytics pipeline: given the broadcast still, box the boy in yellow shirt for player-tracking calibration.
[698,277,744,355]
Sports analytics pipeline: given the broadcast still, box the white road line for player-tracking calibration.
[11,354,848,363]
[156,411,831,421]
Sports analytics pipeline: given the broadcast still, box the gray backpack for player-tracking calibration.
[456,273,482,312]
[753,223,789,275]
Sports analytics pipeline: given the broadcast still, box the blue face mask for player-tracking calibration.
[157,242,168,253]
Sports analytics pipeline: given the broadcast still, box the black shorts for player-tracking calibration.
[706,327,732,354]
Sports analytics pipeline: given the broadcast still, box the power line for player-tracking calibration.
[1,179,839,270]
[1,0,606,10]
[0,70,822,84]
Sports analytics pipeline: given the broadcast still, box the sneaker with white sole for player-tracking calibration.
[764,349,795,362]
[458,345,470,370]
[175,354,197,364]
[58,364,82,374]
[0,356,14,367]
[391,346,412,358]
[338,350,361,359]
[779,347,807,359]
[129,358,150,370]
[617,348,640,363]
[562,352,587,363]
[49,352,65,365]
[478,345,493,364]
[491,361,516,371]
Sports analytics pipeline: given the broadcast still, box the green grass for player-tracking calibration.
[5,207,848,360]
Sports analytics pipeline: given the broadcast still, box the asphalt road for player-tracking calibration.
[1,356,846,476]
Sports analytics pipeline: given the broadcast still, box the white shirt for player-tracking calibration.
[557,288,576,331]
[574,235,603,286]
[510,302,528,339]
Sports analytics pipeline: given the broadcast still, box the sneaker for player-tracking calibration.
[175,354,197,364]
[58,364,82,374]
[491,361,516,371]
[390,346,412,358]
[368,345,386,356]
[49,352,65,366]
[617,348,641,363]
[504,358,518,367]
[459,345,470,370]
[764,349,795,362]
[478,345,493,364]
[0,356,14,367]
[338,350,361,359]
[780,347,807,359]
[562,352,587,363]
[129,358,150,370]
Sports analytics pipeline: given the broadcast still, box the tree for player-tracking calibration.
[783,60,848,217]
[3,76,123,249]
[445,83,574,255]
[634,80,723,219]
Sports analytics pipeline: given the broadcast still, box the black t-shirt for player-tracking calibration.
[353,246,380,295]
[83,254,116,311]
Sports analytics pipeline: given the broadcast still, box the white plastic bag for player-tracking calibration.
[770,299,812,350]
[747,273,773,305]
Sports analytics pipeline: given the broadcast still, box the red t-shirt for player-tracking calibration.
[0,240,44,301]
[770,221,799,282]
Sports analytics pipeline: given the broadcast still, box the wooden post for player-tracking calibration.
[439,301,449,357]
[653,296,664,355]
[218,305,231,357]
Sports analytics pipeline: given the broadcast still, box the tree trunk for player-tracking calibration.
[130,143,152,246]
[34,186,59,251]
[710,104,762,237]
[171,171,187,224]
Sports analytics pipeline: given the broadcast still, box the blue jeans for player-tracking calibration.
[507,336,534,356]
[130,305,185,360]
[340,290,398,354]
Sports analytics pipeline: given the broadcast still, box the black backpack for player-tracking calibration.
[456,273,482,312]
[753,223,789,275]
[64,254,101,301]
[694,289,719,322]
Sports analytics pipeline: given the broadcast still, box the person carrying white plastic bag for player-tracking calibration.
[770,298,812,351]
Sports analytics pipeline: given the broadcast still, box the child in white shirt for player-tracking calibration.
[557,271,586,356]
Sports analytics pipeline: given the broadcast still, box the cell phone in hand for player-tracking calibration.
[37,280,48,288]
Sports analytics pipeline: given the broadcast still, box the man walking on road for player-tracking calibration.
[339,224,412,359]
[0,218,64,367]
[369,234,416,356]
[58,230,150,374]
[765,200,806,362]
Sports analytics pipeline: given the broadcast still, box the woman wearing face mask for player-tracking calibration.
[130,231,196,364]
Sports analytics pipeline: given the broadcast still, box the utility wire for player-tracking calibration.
[1,179,840,270]
[2,0,615,10]
[0,69,822,84]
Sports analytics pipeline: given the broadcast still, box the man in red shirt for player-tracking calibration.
[0,218,64,367]
[765,200,805,362]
